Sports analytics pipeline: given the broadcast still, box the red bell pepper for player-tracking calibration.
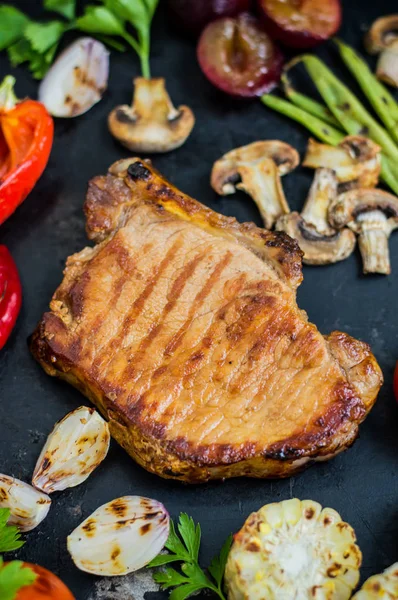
[0,75,53,225]
[0,245,22,350]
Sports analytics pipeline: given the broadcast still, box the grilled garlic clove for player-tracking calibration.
[225,498,362,600]
[67,496,170,576]
[32,406,110,494]
[0,474,51,532]
[38,37,109,118]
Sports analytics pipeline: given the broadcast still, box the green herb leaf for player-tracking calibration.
[0,509,24,553]
[144,0,160,20]
[77,5,125,36]
[0,5,30,51]
[104,0,148,29]
[208,534,233,588]
[94,34,126,52]
[148,514,229,600]
[178,514,201,562]
[44,0,76,21]
[154,566,190,589]
[169,583,210,600]
[24,21,65,54]
[164,519,191,560]
[0,558,37,600]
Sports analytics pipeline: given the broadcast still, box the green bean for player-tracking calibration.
[381,155,398,195]
[296,55,398,162]
[261,94,398,194]
[335,39,398,146]
[281,72,342,129]
[260,95,344,145]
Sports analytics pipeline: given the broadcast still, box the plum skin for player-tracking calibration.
[167,0,252,36]
[257,0,342,49]
[197,13,284,97]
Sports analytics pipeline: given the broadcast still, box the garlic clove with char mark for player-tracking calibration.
[67,496,170,576]
[0,474,51,532]
[38,37,109,118]
[32,406,110,494]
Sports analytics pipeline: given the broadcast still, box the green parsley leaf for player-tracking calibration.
[148,514,230,600]
[24,21,65,54]
[169,583,210,600]
[144,0,160,20]
[0,558,37,600]
[154,566,190,589]
[94,34,126,52]
[7,38,33,67]
[0,5,30,51]
[208,534,233,588]
[178,514,201,562]
[44,0,76,21]
[0,509,24,553]
[164,519,191,560]
[77,5,126,36]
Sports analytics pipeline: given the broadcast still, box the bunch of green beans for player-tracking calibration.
[261,41,398,195]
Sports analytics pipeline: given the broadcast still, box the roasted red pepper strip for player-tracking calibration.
[0,245,22,350]
[0,75,53,225]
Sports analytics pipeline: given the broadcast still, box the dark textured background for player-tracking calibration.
[1,1,397,598]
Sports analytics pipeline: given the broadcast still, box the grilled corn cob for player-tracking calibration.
[352,563,398,599]
[225,498,361,600]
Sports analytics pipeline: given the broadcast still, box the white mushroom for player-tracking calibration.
[32,406,110,494]
[329,188,398,274]
[303,136,381,191]
[276,168,356,264]
[0,474,51,532]
[211,141,299,229]
[108,77,195,153]
[365,15,398,87]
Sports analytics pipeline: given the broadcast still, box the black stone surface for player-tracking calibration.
[1,1,397,598]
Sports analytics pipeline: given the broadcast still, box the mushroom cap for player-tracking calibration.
[276,212,356,265]
[303,136,381,189]
[329,188,398,231]
[211,140,299,195]
[365,15,398,54]
[108,77,195,153]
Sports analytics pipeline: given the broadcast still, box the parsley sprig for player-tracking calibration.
[0,508,36,600]
[0,0,159,79]
[148,514,233,600]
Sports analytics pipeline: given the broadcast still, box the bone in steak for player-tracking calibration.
[30,158,383,483]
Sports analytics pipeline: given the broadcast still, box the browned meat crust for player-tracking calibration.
[30,158,383,483]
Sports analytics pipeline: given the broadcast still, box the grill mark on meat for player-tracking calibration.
[91,238,183,375]
[164,252,234,357]
[121,251,207,386]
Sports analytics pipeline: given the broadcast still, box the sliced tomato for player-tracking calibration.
[15,563,75,600]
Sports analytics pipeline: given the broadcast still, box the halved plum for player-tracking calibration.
[197,13,284,97]
[257,0,342,49]
[168,0,252,36]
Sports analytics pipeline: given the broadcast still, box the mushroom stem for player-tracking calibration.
[237,157,290,229]
[301,168,336,234]
[357,211,391,274]
[377,41,398,88]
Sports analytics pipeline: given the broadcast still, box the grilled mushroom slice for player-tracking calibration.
[329,188,398,274]
[108,77,195,153]
[211,141,299,229]
[303,136,381,191]
[365,15,398,87]
[276,168,356,264]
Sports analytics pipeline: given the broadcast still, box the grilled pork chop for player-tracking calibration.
[31,158,383,483]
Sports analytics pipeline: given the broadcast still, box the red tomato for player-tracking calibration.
[394,361,398,402]
[15,563,75,600]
